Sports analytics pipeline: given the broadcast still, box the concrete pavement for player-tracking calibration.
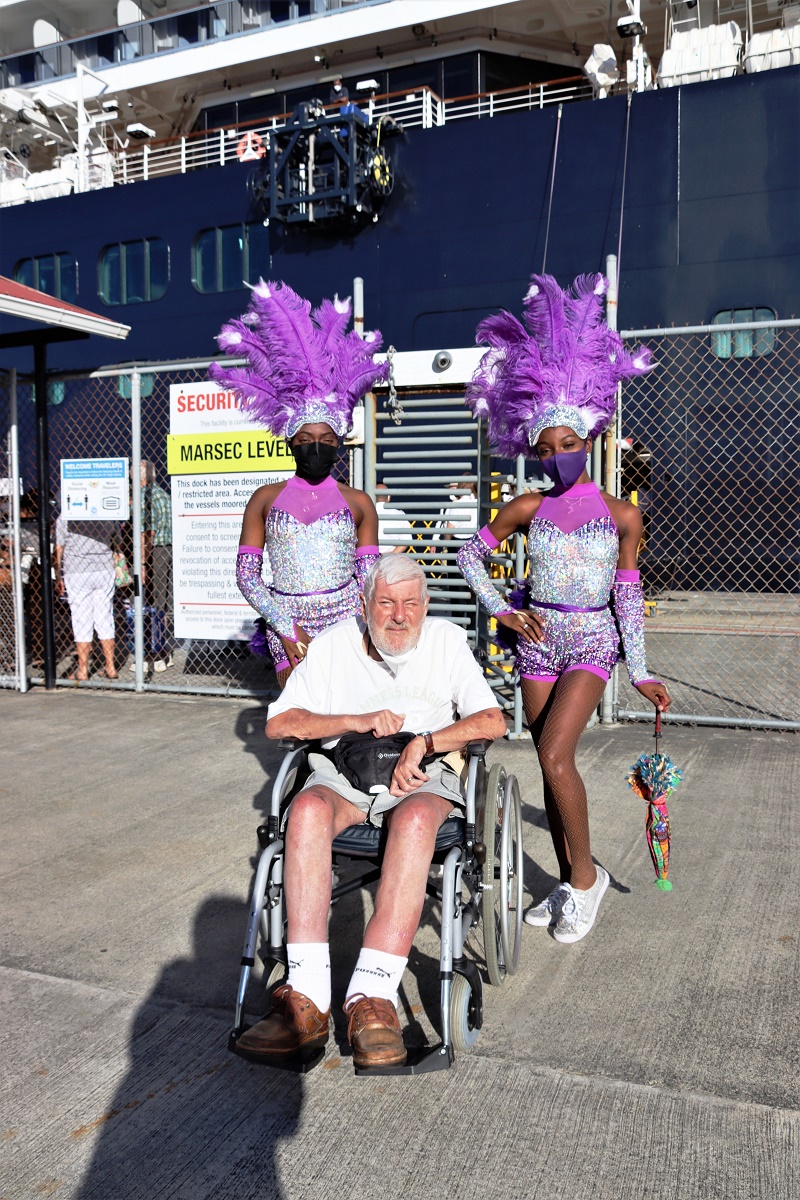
[0,689,797,1199]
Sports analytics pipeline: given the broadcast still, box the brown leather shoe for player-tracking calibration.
[345,994,407,1069]
[236,985,329,1059]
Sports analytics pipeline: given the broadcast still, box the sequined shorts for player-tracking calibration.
[516,606,620,682]
[266,579,361,669]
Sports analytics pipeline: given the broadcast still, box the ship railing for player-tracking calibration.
[112,77,593,186]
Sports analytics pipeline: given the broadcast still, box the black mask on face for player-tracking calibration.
[291,440,338,482]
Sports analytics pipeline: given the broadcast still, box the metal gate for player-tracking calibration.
[0,358,351,698]
[618,317,800,730]
[367,348,525,734]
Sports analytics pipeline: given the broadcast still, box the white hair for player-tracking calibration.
[363,554,427,606]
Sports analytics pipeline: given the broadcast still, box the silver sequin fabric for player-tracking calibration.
[518,514,620,677]
[527,515,619,608]
[264,505,361,636]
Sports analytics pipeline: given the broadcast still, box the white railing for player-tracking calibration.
[0,77,592,203]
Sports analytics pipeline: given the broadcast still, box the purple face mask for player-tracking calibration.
[538,448,588,491]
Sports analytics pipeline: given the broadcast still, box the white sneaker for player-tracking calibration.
[153,654,174,673]
[553,866,609,944]
[524,882,571,927]
[128,660,136,672]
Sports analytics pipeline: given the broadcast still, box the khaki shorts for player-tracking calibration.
[287,751,466,828]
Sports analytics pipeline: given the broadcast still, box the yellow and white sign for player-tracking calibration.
[167,429,294,475]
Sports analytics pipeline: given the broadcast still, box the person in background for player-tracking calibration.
[328,76,349,106]
[141,460,173,672]
[375,482,413,554]
[55,513,118,680]
[441,478,479,542]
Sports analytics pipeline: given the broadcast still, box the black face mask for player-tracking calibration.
[291,440,338,482]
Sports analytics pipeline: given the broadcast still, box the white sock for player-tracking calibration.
[345,947,408,1009]
[286,942,331,1013]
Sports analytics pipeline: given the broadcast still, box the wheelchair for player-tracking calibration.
[230,738,524,1075]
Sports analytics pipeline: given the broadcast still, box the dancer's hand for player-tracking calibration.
[496,609,543,643]
[635,680,671,713]
[279,624,310,669]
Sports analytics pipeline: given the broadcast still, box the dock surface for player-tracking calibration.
[0,690,797,1199]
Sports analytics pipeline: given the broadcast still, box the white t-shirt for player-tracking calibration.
[268,616,498,748]
[441,494,478,540]
[376,500,413,547]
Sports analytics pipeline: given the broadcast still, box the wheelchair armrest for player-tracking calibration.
[466,739,492,760]
[278,738,310,752]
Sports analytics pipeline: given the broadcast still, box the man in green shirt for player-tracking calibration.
[141,461,173,671]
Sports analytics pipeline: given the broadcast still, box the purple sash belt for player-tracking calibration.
[272,579,352,598]
[530,598,607,614]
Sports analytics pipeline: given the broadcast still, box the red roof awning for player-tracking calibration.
[0,276,130,341]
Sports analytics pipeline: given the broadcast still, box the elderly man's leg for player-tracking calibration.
[237,784,364,1059]
[345,792,453,1068]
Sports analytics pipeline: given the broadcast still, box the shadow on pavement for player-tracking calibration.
[74,896,304,1200]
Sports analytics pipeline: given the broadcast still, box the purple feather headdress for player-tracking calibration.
[465,273,654,458]
[208,280,389,438]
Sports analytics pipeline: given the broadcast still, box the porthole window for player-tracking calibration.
[191,222,270,294]
[711,308,777,359]
[98,238,169,305]
[14,253,78,304]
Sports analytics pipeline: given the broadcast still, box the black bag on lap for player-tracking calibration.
[333,731,417,791]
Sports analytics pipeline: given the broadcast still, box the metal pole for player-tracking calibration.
[8,369,28,692]
[34,343,56,689]
[512,453,525,738]
[131,370,144,691]
[600,253,619,725]
[353,276,364,337]
[354,277,377,498]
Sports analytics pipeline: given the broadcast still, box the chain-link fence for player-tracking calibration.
[618,318,800,729]
[1,360,350,697]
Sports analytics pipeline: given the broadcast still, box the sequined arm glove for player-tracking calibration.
[612,569,660,686]
[456,527,514,618]
[236,547,298,640]
[354,545,380,593]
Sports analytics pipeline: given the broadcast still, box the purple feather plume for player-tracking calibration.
[209,280,386,438]
[467,272,654,457]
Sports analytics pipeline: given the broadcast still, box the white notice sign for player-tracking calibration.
[171,472,286,640]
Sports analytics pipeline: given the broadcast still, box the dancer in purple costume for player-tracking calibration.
[210,281,388,687]
[458,273,672,944]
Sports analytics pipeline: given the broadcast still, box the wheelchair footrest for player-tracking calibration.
[353,1042,454,1077]
[228,1028,326,1074]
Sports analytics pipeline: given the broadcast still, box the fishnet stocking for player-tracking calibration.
[521,671,607,891]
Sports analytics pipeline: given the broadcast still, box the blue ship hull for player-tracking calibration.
[1,65,798,369]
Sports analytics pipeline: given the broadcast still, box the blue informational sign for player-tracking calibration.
[60,457,130,521]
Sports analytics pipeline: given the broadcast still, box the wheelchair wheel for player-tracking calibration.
[500,774,524,975]
[481,762,508,987]
[449,973,480,1053]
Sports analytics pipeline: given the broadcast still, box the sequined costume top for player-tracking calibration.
[527,484,619,608]
[236,474,379,647]
[457,481,657,685]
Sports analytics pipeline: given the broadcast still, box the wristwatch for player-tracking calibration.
[421,730,435,756]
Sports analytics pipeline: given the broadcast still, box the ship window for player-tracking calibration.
[14,253,79,304]
[98,238,169,305]
[711,308,777,359]
[192,223,271,293]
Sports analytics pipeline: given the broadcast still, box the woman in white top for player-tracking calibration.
[55,517,118,680]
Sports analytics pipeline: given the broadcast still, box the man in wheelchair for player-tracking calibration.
[237,555,506,1070]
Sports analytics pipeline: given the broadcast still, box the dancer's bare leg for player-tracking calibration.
[522,671,606,891]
